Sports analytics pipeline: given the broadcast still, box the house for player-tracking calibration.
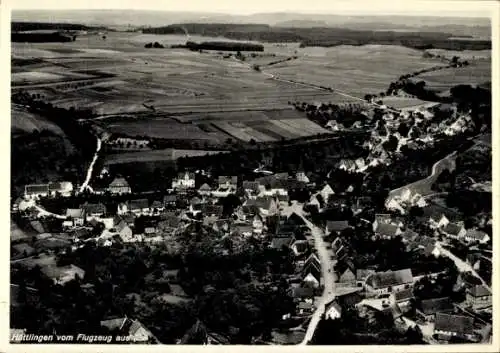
[252,214,264,234]
[297,302,315,316]
[302,268,321,289]
[65,208,86,226]
[100,317,158,343]
[372,214,404,231]
[117,202,128,215]
[129,199,150,216]
[464,229,490,244]
[48,181,74,197]
[320,184,335,203]
[356,269,375,288]
[389,288,414,309]
[80,202,107,220]
[288,286,314,303]
[218,176,238,190]
[243,197,279,217]
[434,313,475,341]
[365,269,413,295]
[150,200,164,214]
[41,264,85,285]
[242,181,261,196]
[325,220,350,235]
[374,223,403,239]
[116,220,133,242]
[291,239,309,256]
[416,297,454,322]
[24,184,49,200]
[338,267,356,287]
[295,171,310,183]
[270,236,293,250]
[466,285,492,309]
[201,204,224,217]
[172,172,195,190]
[198,183,212,196]
[163,194,177,207]
[324,300,343,320]
[441,222,466,240]
[108,177,131,194]
[335,288,364,308]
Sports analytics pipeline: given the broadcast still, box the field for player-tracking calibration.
[104,149,228,165]
[426,49,491,61]
[379,97,439,110]
[413,61,491,92]
[266,44,444,96]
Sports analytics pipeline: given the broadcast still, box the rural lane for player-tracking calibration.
[282,202,336,345]
[79,136,102,193]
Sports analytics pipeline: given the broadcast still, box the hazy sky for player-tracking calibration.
[11,0,494,17]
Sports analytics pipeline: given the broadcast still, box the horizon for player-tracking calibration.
[10,0,494,18]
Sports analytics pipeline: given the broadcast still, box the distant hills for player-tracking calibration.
[12,10,491,38]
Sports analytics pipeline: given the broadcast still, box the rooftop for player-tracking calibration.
[434,313,474,335]
[366,269,413,289]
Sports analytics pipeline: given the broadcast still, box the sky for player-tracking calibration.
[10,0,495,17]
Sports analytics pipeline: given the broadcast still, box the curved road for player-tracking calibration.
[79,136,102,193]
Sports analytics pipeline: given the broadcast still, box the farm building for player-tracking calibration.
[172,172,195,190]
[108,177,132,194]
[365,269,413,295]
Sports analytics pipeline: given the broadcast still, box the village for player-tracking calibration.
[11,102,493,344]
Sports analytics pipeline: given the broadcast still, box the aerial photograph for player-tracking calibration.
[9,0,494,347]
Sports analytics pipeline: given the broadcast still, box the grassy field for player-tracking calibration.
[414,61,491,91]
[267,44,443,96]
[426,49,491,61]
[104,148,228,165]
[379,97,438,110]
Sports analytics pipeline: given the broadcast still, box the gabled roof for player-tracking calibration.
[242,181,261,193]
[129,199,149,210]
[467,285,491,297]
[375,223,400,237]
[356,269,375,281]
[326,220,350,233]
[443,223,464,236]
[66,208,85,218]
[434,313,474,335]
[366,269,413,289]
[164,194,177,203]
[289,286,314,299]
[218,176,238,184]
[245,196,275,211]
[109,177,129,188]
[151,200,163,209]
[25,184,49,194]
[101,317,128,331]
[198,183,212,191]
[80,202,106,214]
[177,171,195,179]
[419,297,454,315]
[201,204,224,216]
[466,229,489,241]
[271,236,292,249]
[393,288,414,301]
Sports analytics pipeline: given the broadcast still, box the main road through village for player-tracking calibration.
[281,202,336,345]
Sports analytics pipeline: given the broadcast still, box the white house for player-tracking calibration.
[117,202,128,215]
[365,269,413,295]
[172,172,195,190]
[464,229,490,244]
[325,300,342,320]
[320,184,335,204]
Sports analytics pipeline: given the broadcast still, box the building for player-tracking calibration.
[374,223,403,239]
[338,267,356,287]
[218,176,238,190]
[466,285,492,309]
[80,202,107,220]
[41,264,85,285]
[325,220,350,235]
[163,194,177,207]
[198,183,212,196]
[356,269,375,288]
[24,184,50,200]
[172,172,195,190]
[116,220,133,242]
[389,288,414,310]
[441,222,466,240]
[416,297,454,322]
[320,184,335,204]
[365,269,413,295]
[48,181,74,197]
[242,181,261,196]
[108,177,131,194]
[324,300,343,320]
[464,229,490,244]
[129,199,150,216]
[434,313,475,341]
[295,171,310,183]
[66,208,86,226]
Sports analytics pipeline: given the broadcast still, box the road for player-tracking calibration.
[435,242,491,292]
[281,202,336,345]
[79,136,102,193]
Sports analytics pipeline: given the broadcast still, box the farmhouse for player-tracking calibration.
[218,176,238,190]
[242,181,261,196]
[434,313,475,342]
[48,182,74,197]
[65,208,86,226]
[163,194,177,207]
[80,202,107,220]
[324,300,343,320]
[374,223,403,239]
[325,220,350,235]
[172,172,195,190]
[198,183,212,196]
[416,297,454,322]
[466,285,491,309]
[41,264,85,285]
[320,184,335,203]
[108,177,132,194]
[24,184,49,200]
[365,269,413,295]
[464,229,490,244]
[441,222,466,240]
[129,199,150,215]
